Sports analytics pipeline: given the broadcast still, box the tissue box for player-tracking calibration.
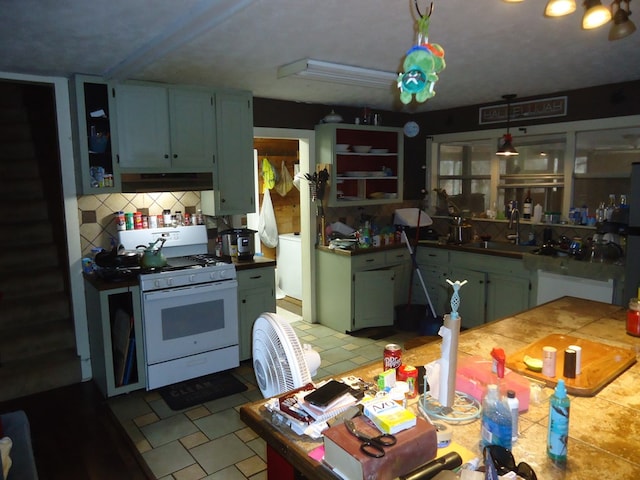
[455,356,530,412]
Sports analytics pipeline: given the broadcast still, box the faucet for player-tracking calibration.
[508,206,521,245]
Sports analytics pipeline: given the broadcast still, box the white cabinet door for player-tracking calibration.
[115,84,170,169]
[168,89,216,170]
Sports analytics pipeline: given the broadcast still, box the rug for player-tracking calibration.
[158,372,247,411]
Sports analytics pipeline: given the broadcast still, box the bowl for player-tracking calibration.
[352,145,372,153]
[335,144,350,152]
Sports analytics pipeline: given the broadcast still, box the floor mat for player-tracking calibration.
[158,371,247,411]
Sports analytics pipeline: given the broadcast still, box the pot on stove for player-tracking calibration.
[220,228,256,260]
[94,246,140,269]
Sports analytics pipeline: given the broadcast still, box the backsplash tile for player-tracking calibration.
[78,191,203,255]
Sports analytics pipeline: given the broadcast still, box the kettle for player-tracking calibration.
[137,238,167,268]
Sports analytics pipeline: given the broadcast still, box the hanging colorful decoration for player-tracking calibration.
[398,1,446,104]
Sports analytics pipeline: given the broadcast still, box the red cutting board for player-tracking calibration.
[506,333,637,396]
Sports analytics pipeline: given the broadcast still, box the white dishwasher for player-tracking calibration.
[536,270,614,305]
[277,233,302,300]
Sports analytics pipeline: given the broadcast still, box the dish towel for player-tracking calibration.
[258,188,279,248]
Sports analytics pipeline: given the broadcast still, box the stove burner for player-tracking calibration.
[185,253,227,266]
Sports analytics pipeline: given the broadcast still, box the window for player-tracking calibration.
[437,141,492,215]
[573,127,639,214]
[498,135,565,217]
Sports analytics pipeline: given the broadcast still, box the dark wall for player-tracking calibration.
[253,79,640,200]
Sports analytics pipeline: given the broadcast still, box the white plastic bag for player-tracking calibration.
[258,188,279,248]
[275,161,294,196]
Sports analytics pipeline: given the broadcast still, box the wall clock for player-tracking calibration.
[403,121,420,138]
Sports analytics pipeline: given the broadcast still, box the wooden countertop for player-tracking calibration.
[239,297,640,480]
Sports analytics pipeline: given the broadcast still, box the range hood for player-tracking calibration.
[120,172,213,193]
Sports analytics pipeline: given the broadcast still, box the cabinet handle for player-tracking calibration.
[365,259,374,263]
[164,154,169,159]
[242,299,246,303]
[173,154,178,159]
[250,275,262,280]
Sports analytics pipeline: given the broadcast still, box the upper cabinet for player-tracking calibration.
[316,124,404,207]
[114,84,215,172]
[71,75,120,194]
[201,90,255,216]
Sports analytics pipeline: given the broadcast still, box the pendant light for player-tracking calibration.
[496,94,519,157]
[609,0,637,40]
[582,0,612,29]
[544,0,577,16]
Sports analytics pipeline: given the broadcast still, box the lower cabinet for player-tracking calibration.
[84,280,146,397]
[412,247,532,329]
[316,249,401,333]
[237,266,276,361]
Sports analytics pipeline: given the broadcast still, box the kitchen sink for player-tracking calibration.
[466,241,536,253]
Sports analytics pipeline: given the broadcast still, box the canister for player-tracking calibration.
[125,212,134,230]
[115,211,125,231]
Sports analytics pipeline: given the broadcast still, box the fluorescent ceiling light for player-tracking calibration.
[277,59,397,89]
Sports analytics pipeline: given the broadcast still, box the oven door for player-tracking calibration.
[142,280,238,365]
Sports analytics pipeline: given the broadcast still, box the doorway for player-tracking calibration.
[252,128,316,323]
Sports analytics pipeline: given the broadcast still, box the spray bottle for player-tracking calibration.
[547,379,570,463]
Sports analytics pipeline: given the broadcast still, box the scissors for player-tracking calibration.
[344,419,397,458]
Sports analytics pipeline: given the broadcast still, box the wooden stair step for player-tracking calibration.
[0,266,66,299]
[0,348,83,403]
[0,318,77,363]
[0,292,71,329]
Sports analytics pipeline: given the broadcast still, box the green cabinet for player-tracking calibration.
[316,249,398,333]
[84,280,146,397]
[237,266,276,361]
[412,248,449,317]
[412,246,532,329]
[71,75,120,194]
[114,84,215,171]
[201,90,256,216]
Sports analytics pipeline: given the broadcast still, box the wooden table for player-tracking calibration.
[240,297,640,480]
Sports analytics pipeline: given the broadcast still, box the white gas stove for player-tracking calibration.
[117,225,240,390]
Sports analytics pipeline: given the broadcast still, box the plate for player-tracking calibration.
[343,171,368,177]
[370,148,389,154]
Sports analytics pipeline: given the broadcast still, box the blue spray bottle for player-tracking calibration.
[547,379,570,463]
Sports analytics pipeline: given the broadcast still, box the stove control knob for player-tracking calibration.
[154,279,162,289]
[209,271,218,281]
[167,277,173,286]
[189,274,196,283]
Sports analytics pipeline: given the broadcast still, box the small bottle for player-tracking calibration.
[174,211,183,226]
[547,379,570,464]
[523,190,532,219]
[480,384,512,450]
[506,390,519,443]
[162,209,172,226]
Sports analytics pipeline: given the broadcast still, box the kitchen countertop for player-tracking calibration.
[418,240,625,280]
[83,256,276,290]
[239,297,640,480]
[316,242,406,256]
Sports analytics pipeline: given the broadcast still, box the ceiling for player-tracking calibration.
[1,0,639,113]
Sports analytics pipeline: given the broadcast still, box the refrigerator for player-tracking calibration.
[623,162,640,303]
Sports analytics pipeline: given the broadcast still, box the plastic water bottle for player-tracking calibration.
[548,379,570,464]
[506,390,519,443]
[480,384,512,449]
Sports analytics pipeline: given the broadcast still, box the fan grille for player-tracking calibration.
[252,313,312,397]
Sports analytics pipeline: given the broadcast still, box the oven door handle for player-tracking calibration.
[143,279,238,301]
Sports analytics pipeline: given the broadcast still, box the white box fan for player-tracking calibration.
[252,312,321,398]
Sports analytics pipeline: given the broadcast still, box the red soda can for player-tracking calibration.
[383,343,402,371]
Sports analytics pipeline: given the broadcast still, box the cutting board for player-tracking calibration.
[506,334,637,396]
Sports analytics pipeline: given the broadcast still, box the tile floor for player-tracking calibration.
[108,304,417,479]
